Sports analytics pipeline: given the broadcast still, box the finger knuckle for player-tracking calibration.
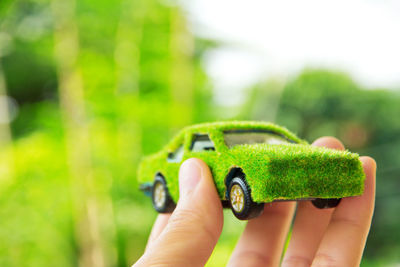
[312,253,340,267]
[169,207,218,244]
[282,255,312,267]
[231,250,274,267]
[330,216,364,234]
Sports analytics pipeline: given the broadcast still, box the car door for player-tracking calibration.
[184,133,223,195]
[164,140,185,199]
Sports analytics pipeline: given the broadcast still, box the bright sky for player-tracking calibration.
[183,0,400,106]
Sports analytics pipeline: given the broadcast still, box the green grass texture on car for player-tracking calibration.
[138,121,365,220]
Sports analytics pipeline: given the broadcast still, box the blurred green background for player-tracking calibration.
[0,0,399,266]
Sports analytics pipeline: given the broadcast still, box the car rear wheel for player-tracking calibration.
[152,175,175,213]
[228,177,264,220]
[312,198,341,209]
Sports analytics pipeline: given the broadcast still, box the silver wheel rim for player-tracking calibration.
[154,182,166,208]
[230,184,245,213]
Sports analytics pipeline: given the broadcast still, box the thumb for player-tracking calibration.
[135,158,224,267]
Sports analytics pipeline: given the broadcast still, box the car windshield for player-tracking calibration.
[224,130,290,148]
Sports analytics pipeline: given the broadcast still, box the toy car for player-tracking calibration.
[138,121,365,220]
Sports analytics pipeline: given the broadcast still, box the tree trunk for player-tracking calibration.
[0,61,14,186]
[51,0,106,266]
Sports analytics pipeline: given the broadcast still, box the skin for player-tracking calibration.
[134,137,376,267]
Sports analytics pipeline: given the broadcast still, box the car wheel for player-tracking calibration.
[311,198,342,209]
[152,175,175,213]
[228,177,264,220]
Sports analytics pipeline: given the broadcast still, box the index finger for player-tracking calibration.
[145,214,171,251]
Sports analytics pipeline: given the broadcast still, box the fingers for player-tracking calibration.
[134,158,224,267]
[282,137,345,267]
[228,202,296,267]
[311,157,376,267]
[311,136,345,151]
[145,214,170,251]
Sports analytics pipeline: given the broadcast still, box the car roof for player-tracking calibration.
[183,121,305,144]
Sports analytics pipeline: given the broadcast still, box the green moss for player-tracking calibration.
[138,121,365,203]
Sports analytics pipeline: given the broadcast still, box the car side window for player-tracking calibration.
[268,132,296,144]
[167,145,184,163]
[191,134,215,152]
[224,130,296,148]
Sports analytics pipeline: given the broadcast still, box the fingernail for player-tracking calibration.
[179,159,201,197]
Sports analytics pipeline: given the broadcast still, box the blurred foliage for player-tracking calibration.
[0,0,399,266]
[0,0,215,266]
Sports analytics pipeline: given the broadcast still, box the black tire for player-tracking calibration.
[312,198,342,209]
[228,177,264,220]
[152,175,176,213]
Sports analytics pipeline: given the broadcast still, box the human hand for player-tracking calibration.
[133,137,376,267]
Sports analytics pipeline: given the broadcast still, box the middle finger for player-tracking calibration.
[228,201,296,267]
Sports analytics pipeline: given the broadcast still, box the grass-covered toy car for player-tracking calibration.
[138,121,365,220]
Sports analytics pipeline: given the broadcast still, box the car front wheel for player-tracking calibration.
[312,198,341,209]
[228,177,264,220]
[152,175,175,213]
